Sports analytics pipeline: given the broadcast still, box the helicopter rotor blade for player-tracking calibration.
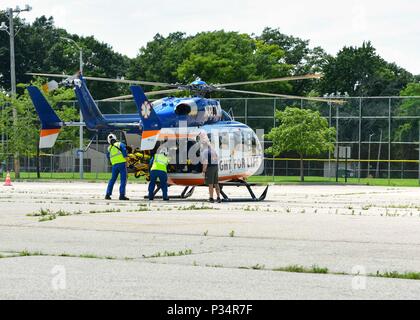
[215,74,323,88]
[219,88,346,105]
[26,73,176,88]
[100,89,182,101]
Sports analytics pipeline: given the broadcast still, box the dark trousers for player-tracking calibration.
[148,170,168,200]
[106,162,127,197]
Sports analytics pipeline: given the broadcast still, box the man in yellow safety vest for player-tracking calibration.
[148,148,170,201]
[106,133,129,201]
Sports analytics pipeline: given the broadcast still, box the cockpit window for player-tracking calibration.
[151,99,164,107]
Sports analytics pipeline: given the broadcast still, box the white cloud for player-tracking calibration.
[1,0,419,73]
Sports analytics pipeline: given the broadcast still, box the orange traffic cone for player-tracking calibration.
[4,171,12,186]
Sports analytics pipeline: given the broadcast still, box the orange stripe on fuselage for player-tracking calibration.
[159,132,201,140]
[142,130,160,139]
[40,129,60,137]
[169,174,247,186]
[160,134,189,140]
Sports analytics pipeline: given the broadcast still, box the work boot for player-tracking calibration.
[119,196,130,201]
[105,195,112,200]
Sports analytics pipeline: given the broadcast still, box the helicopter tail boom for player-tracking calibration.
[74,75,108,130]
[27,86,63,149]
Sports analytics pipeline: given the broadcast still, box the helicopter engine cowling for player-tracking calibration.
[175,99,198,117]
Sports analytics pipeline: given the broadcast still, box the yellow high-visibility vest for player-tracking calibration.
[151,154,169,172]
[108,142,126,166]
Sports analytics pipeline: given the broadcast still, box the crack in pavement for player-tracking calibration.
[1,224,420,247]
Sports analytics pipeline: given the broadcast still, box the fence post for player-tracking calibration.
[245,99,248,125]
[336,104,339,182]
[328,102,332,181]
[273,99,276,183]
[50,150,53,179]
[418,120,420,186]
[96,134,99,179]
[388,98,391,184]
[358,98,362,181]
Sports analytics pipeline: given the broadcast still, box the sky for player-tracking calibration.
[2,0,420,74]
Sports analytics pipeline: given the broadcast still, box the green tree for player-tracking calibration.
[128,30,292,95]
[0,14,129,99]
[258,27,331,95]
[128,32,189,86]
[319,42,413,96]
[393,82,420,146]
[265,107,336,182]
[0,81,78,177]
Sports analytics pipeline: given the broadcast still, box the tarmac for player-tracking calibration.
[0,181,419,300]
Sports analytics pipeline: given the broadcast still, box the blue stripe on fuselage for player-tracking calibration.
[103,114,141,122]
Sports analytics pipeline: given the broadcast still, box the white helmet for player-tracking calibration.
[107,133,117,144]
[159,147,168,156]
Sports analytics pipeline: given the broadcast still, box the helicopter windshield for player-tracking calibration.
[151,99,164,107]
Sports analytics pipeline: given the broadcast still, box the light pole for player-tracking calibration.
[60,37,85,179]
[1,5,32,178]
[324,93,333,179]
[367,133,375,178]
[60,37,84,73]
[327,92,349,182]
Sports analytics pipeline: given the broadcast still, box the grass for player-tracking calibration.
[129,207,150,212]
[4,249,420,282]
[19,250,43,257]
[251,264,265,270]
[2,250,119,261]
[28,207,125,222]
[89,209,121,214]
[143,249,193,259]
[9,172,148,182]
[27,208,75,222]
[274,265,329,274]
[7,172,420,187]
[248,176,420,187]
[79,253,101,259]
[375,271,420,280]
[179,204,218,211]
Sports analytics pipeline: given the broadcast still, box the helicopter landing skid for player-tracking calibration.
[219,180,269,202]
[144,186,196,200]
[144,180,268,202]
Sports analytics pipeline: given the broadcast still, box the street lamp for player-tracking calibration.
[60,37,84,73]
[59,37,85,179]
[1,5,32,178]
[1,5,32,96]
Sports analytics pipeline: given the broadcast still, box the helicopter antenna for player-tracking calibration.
[228,108,235,121]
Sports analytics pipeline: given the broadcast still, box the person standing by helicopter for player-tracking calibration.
[105,133,129,201]
[201,137,222,203]
[148,147,170,201]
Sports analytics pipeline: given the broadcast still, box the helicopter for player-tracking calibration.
[26,72,344,202]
